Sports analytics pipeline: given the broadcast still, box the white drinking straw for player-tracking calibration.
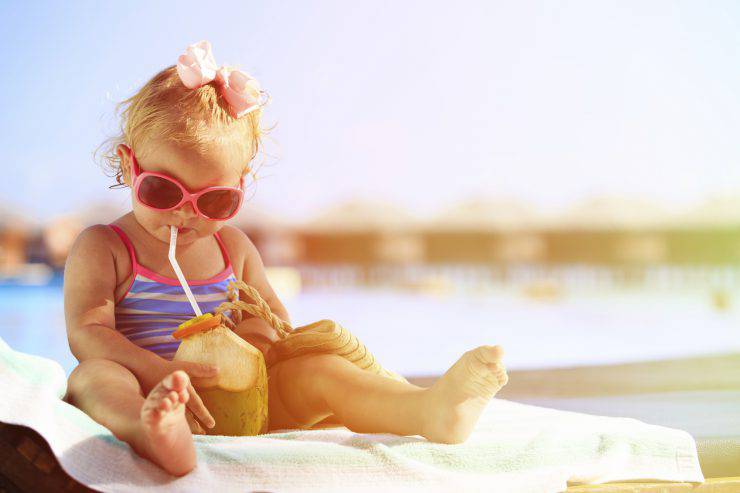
[168,225,203,317]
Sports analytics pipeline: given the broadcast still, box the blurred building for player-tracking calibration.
[231,202,303,265]
[300,198,424,264]
[0,206,52,284]
[422,198,545,264]
[0,210,33,273]
[42,215,85,269]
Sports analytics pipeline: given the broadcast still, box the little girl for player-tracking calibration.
[63,40,509,477]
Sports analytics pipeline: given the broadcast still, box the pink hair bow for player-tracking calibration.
[176,40,270,118]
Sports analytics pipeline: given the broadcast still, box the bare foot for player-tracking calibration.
[422,345,508,444]
[135,370,196,476]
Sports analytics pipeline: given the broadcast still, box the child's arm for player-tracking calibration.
[228,229,291,360]
[242,236,291,324]
[64,226,163,382]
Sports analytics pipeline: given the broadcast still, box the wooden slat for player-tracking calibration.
[0,423,98,493]
[565,477,740,492]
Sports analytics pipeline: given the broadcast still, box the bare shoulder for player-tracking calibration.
[217,225,259,279]
[68,224,120,261]
[71,223,129,272]
[63,224,120,331]
[217,224,254,250]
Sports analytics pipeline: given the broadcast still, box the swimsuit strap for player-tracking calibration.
[108,224,140,273]
[108,224,232,274]
[214,230,232,269]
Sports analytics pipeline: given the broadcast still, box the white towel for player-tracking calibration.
[0,337,703,493]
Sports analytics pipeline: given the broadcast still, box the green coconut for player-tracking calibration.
[173,324,269,436]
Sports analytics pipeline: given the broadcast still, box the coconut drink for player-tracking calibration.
[172,313,269,436]
[166,226,268,436]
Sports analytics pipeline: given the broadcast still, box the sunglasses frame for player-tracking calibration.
[126,146,245,221]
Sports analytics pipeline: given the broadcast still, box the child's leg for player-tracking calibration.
[65,359,195,476]
[267,345,508,444]
[267,354,427,435]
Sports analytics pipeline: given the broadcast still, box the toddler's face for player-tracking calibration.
[117,140,245,245]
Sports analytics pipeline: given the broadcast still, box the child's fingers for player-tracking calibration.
[183,362,219,378]
[185,409,206,434]
[185,382,216,429]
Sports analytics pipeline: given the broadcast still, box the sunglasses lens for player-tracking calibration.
[138,176,182,209]
[197,190,241,219]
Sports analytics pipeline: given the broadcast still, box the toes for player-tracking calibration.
[164,371,190,392]
[142,406,162,424]
[157,392,177,412]
[144,393,184,427]
[167,390,181,410]
[145,382,168,401]
[159,398,172,412]
[481,372,502,389]
[177,388,190,404]
[168,389,179,402]
[472,345,504,366]
[146,380,187,417]
[487,363,509,386]
[483,345,504,361]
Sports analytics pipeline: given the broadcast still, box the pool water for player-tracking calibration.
[0,273,72,371]
[1,270,739,378]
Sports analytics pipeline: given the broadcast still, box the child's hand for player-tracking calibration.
[140,359,219,430]
[184,408,207,434]
[233,317,279,366]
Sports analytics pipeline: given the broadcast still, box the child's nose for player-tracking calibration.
[174,200,198,218]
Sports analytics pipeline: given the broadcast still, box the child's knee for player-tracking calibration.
[294,353,348,377]
[268,357,334,428]
[67,358,142,402]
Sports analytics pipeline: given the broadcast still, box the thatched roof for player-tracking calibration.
[552,196,676,230]
[231,202,296,230]
[72,199,130,226]
[0,203,42,232]
[306,198,420,232]
[679,195,740,227]
[426,198,541,231]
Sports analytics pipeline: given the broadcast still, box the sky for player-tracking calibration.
[1,1,739,225]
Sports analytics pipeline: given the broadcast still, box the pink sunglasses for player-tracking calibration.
[126,146,245,221]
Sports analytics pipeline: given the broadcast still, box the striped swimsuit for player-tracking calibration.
[109,224,238,361]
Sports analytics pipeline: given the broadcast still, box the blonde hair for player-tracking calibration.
[95,64,275,189]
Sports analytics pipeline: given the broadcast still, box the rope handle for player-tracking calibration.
[213,280,293,340]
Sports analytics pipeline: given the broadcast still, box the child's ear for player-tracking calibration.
[116,144,132,187]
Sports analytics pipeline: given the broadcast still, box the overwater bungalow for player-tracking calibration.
[422,198,546,264]
[301,198,424,265]
[231,203,302,265]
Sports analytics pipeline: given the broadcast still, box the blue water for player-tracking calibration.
[1,270,739,379]
[0,271,73,374]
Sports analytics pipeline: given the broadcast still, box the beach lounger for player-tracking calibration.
[2,337,732,492]
[1,421,738,493]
